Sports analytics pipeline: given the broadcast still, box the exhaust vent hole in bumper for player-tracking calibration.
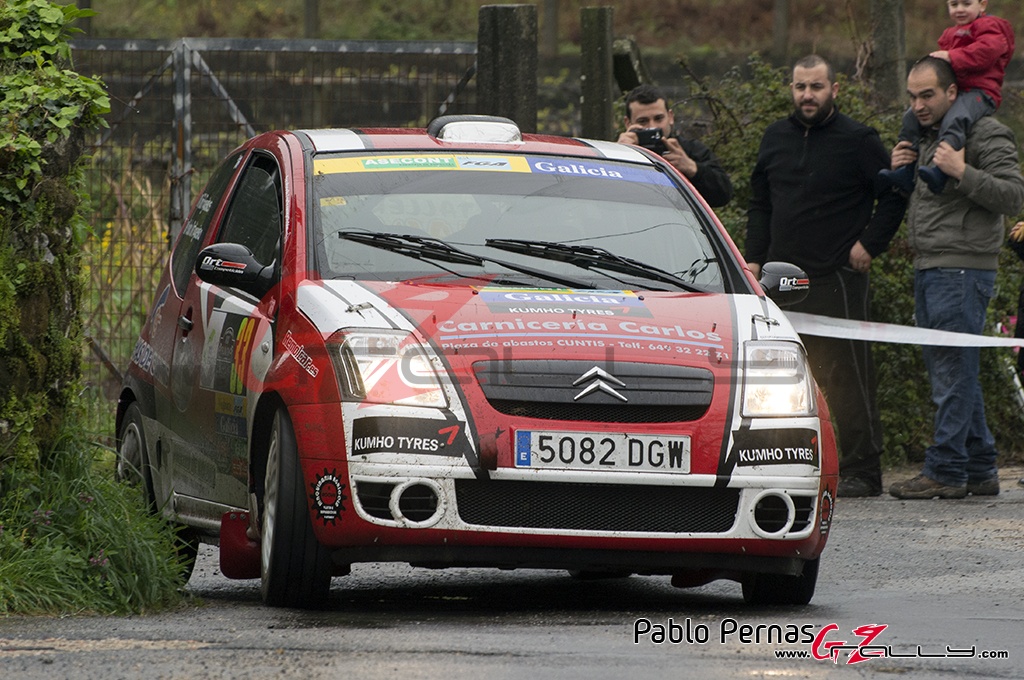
[392,481,442,526]
[750,492,795,537]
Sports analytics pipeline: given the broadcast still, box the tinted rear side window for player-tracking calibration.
[171,152,244,294]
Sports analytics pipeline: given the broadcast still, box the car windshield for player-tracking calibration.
[310,152,730,292]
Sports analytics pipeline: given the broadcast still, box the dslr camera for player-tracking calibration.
[635,128,668,155]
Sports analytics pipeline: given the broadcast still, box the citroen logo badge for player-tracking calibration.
[573,366,628,402]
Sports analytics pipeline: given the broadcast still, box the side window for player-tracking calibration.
[217,154,283,270]
[171,152,243,294]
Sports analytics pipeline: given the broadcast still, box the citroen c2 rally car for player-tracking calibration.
[117,115,837,609]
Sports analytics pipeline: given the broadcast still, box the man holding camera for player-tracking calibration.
[617,84,733,207]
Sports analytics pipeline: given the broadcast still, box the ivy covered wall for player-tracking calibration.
[0,0,109,468]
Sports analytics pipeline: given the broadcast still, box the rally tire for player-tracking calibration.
[260,406,333,609]
[118,402,198,581]
[116,403,156,508]
[741,558,819,606]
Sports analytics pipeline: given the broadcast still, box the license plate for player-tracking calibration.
[514,430,690,473]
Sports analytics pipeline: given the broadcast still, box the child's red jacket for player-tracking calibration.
[939,14,1015,106]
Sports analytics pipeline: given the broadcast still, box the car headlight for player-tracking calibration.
[741,340,815,417]
[328,329,447,408]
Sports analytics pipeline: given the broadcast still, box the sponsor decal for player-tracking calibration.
[819,488,833,536]
[477,287,652,318]
[310,468,347,525]
[364,156,457,169]
[131,336,171,385]
[312,154,671,185]
[182,219,204,242]
[150,284,170,332]
[195,192,214,215]
[435,313,724,356]
[130,338,156,376]
[214,392,247,439]
[283,330,319,378]
[454,156,514,170]
[230,317,256,395]
[730,427,819,467]
[201,312,257,396]
[532,159,624,178]
[529,158,673,185]
[199,255,247,274]
[313,155,531,175]
[351,416,467,457]
[779,276,810,292]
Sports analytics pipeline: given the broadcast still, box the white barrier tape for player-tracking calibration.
[786,311,1024,348]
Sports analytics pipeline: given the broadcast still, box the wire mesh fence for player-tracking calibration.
[71,38,478,442]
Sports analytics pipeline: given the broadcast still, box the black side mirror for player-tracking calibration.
[759,261,809,307]
[195,243,275,298]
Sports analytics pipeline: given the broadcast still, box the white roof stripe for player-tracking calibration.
[298,129,365,152]
[578,139,654,163]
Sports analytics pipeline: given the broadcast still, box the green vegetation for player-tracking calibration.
[1,0,185,614]
[1,0,106,464]
[0,433,188,614]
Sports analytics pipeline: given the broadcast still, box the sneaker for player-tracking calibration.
[966,477,1000,496]
[878,165,916,194]
[837,476,882,497]
[889,474,966,499]
[917,165,948,194]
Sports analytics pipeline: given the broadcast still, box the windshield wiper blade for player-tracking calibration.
[485,238,703,292]
[338,231,597,289]
[340,231,484,266]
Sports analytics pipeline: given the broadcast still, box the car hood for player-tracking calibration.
[297,280,802,370]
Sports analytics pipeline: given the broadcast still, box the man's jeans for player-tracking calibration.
[914,267,998,486]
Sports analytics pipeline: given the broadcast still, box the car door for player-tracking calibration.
[149,151,244,508]
[169,151,284,514]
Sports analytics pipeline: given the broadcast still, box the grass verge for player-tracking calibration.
[0,430,187,615]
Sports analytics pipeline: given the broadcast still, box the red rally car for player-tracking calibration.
[116,115,837,609]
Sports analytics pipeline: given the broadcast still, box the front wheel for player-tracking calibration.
[260,406,333,608]
[741,558,819,605]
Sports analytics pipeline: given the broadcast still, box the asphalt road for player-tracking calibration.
[1,466,1022,679]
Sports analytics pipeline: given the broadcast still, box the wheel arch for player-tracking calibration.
[115,379,156,447]
[248,391,288,498]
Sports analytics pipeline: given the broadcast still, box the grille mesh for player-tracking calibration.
[473,360,714,423]
[455,479,739,533]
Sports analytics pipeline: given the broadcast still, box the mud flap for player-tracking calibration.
[220,510,261,579]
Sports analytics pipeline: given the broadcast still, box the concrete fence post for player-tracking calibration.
[477,4,538,132]
[579,6,615,141]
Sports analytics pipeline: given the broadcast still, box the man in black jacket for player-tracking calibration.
[745,55,907,497]
[617,84,733,208]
